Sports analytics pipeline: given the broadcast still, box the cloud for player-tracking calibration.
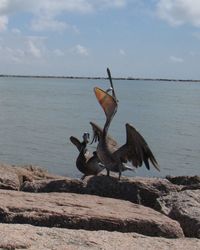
[26,37,46,58]
[170,55,184,63]
[53,49,64,57]
[28,40,41,58]
[94,0,126,9]
[119,49,126,56]
[0,15,8,31]
[73,44,89,56]
[156,0,200,27]
[11,28,21,34]
[0,0,127,33]
[192,32,200,40]
[0,1,127,17]
[1,46,25,63]
[0,33,48,65]
[31,17,68,32]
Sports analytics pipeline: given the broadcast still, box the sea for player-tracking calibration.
[0,76,199,179]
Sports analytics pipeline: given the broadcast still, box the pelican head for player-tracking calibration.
[82,132,90,144]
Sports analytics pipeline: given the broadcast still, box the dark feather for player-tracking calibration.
[90,122,118,152]
[70,136,82,152]
[113,123,160,171]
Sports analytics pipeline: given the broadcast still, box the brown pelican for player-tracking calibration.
[91,69,160,179]
[90,121,118,152]
[70,132,104,180]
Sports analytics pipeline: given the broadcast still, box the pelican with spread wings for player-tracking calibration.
[91,68,160,179]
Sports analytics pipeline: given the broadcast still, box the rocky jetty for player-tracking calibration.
[0,189,183,237]
[0,163,200,249]
[0,163,62,190]
[157,189,200,238]
[1,224,200,250]
[21,175,180,209]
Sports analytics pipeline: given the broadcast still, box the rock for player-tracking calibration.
[0,224,199,250]
[0,163,20,190]
[22,175,180,209]
[84,176,180,209]
[166,175,200,186]
[0,163,62,190]
[156,190,200,238]
[181,184,200,191]
[0,190,184,238]
[21,178,84,193]
[14,164,62,182]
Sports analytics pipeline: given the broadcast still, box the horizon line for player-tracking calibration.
[0,74,200,83]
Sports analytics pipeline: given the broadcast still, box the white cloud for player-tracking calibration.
[31,17,68,32]
[27,40,41,58]
[11,28,21,34]
[74,44,89,56]
[0,0,127,16]
[94,0,126,9]
[119,49,126,56]
[156,0,200,27]
[3,46,25,63]
[189,51,196,57]
[0,15,8,31]
[0,33,48,66]
[192,32,200,40]
[0,0,128,31]
[26,37,46,58]
[53,49,64,57]
[170,55,184,63]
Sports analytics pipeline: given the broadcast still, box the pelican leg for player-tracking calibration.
[118,165,122,180]
[106,168,110,177]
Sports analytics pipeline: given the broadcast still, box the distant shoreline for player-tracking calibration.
[0,74,200,82]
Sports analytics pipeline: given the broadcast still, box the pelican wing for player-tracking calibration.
[70,136,82,152]
[90,122,118,152]
[113,123,160,171]
[94,87,118,120]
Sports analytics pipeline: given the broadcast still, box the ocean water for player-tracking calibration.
[0,77,199,178]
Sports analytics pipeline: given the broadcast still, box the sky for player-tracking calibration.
[1,0,200,79]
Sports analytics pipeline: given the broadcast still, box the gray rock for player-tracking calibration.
[181,184,200,191]
[84,176,180,208]
[166,175,200,186]
[21,178,84,193]
[0,223,199,250]
[0,163,62,190]
[0,163,20,190]
[21,175,180,209]
[157,189,200,238]
[0,190,184,238]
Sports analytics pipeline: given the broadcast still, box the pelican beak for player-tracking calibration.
[94,87,118,120]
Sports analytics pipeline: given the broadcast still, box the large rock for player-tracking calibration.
[21,178,84,193]
[84,176,180,208]
[0,163,62,190]
[21,175,180,208]
[0,163,20,190]
[166,175,200,191]
[157,190,200,238]
[1,224,199,250]
[0,190,183,238]
[166,175,200,186]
